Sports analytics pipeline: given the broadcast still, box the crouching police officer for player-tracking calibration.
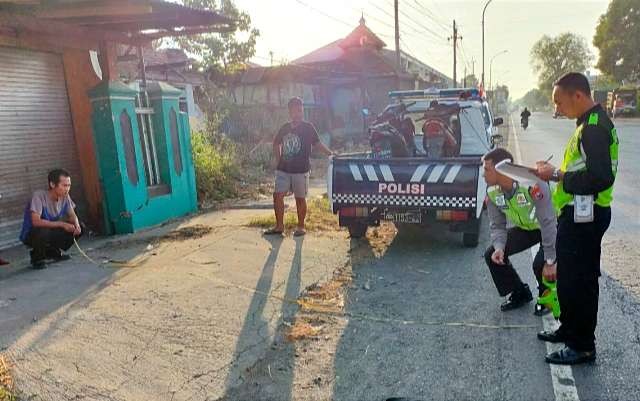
[483,148,557,314]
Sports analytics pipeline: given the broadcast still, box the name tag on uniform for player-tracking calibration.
[495,195,507,208]
[574,195,594,223]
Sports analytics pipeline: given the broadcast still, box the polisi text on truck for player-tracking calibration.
[378,182,425,195]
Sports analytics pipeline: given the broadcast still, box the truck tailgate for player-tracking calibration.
[329,155,486,218]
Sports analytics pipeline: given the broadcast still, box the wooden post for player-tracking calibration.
[98,41,118,81]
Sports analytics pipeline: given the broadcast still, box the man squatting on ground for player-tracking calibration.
[19,168,82,269]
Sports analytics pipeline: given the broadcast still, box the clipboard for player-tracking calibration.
[494,160,540,184]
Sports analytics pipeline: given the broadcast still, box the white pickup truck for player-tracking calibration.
[328,88,504,247]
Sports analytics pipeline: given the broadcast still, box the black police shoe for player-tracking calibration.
[534,303,551,316]
[545,346,596,365]
[537,329,566,343]
[500,284,533,311]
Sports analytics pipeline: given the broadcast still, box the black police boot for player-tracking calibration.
[537,329,566,343]
[500,284,533,311]
[545,346,596,365]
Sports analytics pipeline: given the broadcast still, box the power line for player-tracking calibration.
[398,8,448,41]
[294,0,353,27]
[412,0,450,31]
[378,0,447,43]
[368,0,395,20]
[404,0,450,31]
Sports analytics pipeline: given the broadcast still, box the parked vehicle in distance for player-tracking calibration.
[606,89,637,118]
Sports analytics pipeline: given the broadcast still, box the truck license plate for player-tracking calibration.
[384,210,421,224]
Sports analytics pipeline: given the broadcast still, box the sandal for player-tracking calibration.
[263,228,284,235]
[293,229,306,237]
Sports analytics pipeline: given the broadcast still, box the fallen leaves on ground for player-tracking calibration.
[161,224,213,242]
[0,355,15,401]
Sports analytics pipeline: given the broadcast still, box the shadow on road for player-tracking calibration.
[220,235,305,400]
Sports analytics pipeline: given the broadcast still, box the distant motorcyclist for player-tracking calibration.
[521,107,531,129]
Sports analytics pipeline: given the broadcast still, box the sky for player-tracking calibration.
[232,0,611,99]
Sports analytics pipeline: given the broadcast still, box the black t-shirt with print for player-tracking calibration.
[274,121,320,174]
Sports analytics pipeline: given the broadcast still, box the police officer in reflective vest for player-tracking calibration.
[536,72,618,365]
[482,148,557,314]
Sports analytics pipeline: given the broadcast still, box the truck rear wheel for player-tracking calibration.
[348,223,368,238]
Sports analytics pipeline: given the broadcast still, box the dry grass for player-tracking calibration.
[285,319,324,342]
[348,222,398,263]
[161,224,213,242]
[0,355,15,401]
[247,197,339,234]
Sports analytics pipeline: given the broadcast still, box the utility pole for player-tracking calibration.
[482,0,493,89]
[394,0,401,71]
[463,66,467,87]
[449,20,460,88]
[471,57,476,76]
[269,51,274,67]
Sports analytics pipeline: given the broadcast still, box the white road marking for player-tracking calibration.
[514,115,581,401]
[531,246,581,401]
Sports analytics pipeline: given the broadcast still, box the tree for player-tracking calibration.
[592,73,620,91]
[530,33,593,95]
[519,88,550,111]
[462,74,479,88]
[178,0,259,74]
[494,84,509,102]
[593,0,640,84]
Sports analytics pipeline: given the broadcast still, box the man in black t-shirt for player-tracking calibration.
[265,97,334,237]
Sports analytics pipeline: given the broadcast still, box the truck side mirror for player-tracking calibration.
[493,117,504,126]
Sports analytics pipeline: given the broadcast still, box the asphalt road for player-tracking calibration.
[326,113,640,401]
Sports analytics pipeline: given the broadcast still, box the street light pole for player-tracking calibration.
[489,50,508,92]
[481,0,493,90]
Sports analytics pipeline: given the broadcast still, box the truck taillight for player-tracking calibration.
[340,207,369,217]
[436,210,469,221]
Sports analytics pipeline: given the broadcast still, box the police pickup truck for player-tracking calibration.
[328,88,504,247]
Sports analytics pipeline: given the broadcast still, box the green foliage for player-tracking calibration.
[530,33,593,95]
[462,74,479,88]
[593,0,640,83]
[593,73,620,91]
[179,0,259,74]
[518,88,551,111]
[191,126,241,201]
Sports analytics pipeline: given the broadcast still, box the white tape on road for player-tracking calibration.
[516,112,581,401]
[510,114,525,164]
